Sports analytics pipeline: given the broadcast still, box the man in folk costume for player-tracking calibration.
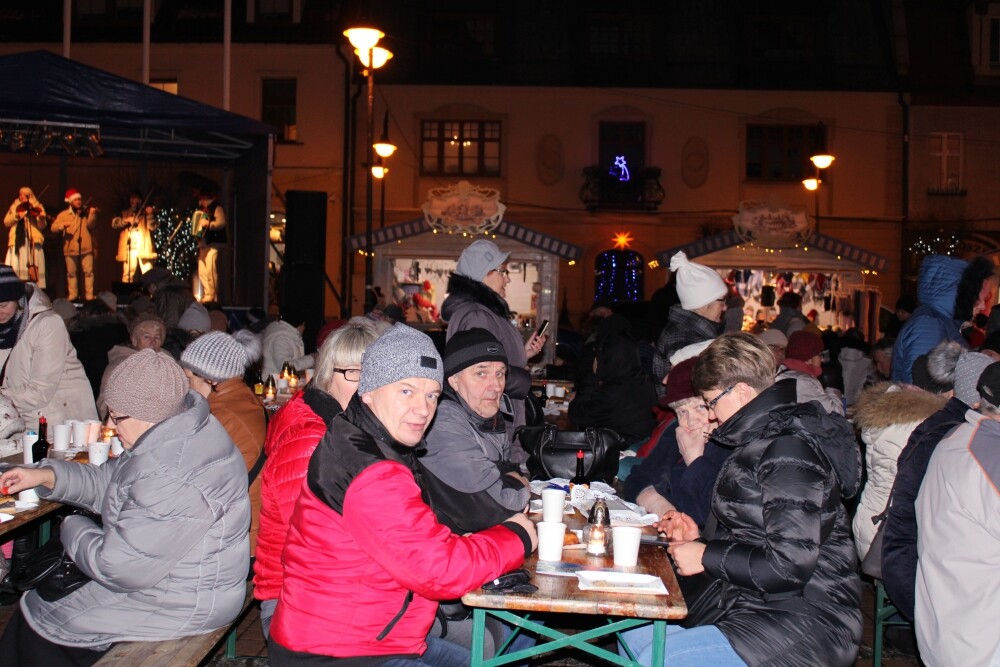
[112,190,158,283]
[50,189,99,301]
[3,187,47,287]
[193,190,226,303]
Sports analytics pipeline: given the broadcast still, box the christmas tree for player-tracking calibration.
[152,208,199,279]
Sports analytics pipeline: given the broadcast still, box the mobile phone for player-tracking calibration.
[534,319,549,338]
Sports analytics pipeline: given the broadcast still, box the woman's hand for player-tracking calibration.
[667,540,707,576]
[524,332,547,358]
[656,510,700,543]
[0,466,56,494]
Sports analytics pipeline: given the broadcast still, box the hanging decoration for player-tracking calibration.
[594,249,644,303]
[909,231,961,257]
[422,180,505,235]
[612,231,633,250]
[609,155,631,182]
[732,197,813,248]
[152,207,199,280]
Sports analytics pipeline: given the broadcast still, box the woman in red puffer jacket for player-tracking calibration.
[252,318,380,638]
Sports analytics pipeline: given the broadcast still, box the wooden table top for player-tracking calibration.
[0,453,67,538]
[463,508,687,621]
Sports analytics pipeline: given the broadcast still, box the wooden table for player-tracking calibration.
[0,454,67,542]
[462,512,687,666]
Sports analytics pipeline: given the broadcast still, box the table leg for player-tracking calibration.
[39,518,51,545]
[650,619,665,667]
[470,608,487,667]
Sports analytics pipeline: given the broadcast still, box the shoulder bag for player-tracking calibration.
[514,424,624,484]
[10,535,91,602]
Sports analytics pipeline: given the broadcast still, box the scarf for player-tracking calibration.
[14,217,26,250]
[0,297,27,350]
[782,358,822,378]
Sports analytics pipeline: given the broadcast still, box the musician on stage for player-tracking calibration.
[193,190,226,303]
[3,187,48,287]
[112,190,158,283]
[51,188,99,301]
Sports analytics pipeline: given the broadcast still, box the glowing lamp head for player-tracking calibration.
[802,178,820,191]
[373,140,397,158]
[810,154,835,169]
[371,162,388,179]
[343,27,384,52]
[354,46,393,69]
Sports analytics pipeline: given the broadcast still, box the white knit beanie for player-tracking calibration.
[669,252,728,311]
[181,330,262,383]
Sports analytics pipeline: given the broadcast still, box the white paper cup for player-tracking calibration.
[276,378,289,394]
[53,424,72,451]
[72,421,89,448]
[554,386,566,398]
[22,432,38,464]
[110,437,124,457]
[537,521,567,562]
[612,526,643,567]
[18,488,38,503]
[86,420,102,444]
[541,488,567,523]
[88,441,111,466]
[545,384,557,398]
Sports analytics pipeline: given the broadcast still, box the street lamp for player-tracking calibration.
[802,153,834,233]
[344,24,392,312]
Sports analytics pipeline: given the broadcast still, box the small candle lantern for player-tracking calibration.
[264,375,277,401]
[288,373,299,391]
[584,499,612,556]
[280,362,292,380]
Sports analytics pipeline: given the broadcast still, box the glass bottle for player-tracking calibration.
[32,416,50,461]
[569,450,587,486]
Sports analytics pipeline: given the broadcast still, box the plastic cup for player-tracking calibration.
[541,488,567,523]
[86,420,102,444]
[554,386,566,398]
[18,488,38,503]
[22,432,38,464]
[276,378,289,394]
[72,421,89,448]
[537,521,567,562]
[612,526,643,567]
[53,424,71,451]
[110,437,124,457]
[88,441,111,466]
[545,384,557,398]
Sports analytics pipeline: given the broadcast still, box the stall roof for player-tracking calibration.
[348,217,582,261]
[657,230,889,272]
[0,50,274,161]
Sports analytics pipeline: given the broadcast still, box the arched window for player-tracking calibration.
[594,249,644,302]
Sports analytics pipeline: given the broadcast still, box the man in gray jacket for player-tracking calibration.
[0,349,250,664]
[421,328,530,534]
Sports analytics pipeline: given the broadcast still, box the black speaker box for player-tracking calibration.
[284,190,327,265]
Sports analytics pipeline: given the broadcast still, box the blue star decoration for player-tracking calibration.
[609,155,631,182]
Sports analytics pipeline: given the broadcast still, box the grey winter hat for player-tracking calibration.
[953,351,994,407]
[358,324,443,394]
[181,330,262,383]
[455,240,510,282]
[178,301,211,333]
[105,349,188,423]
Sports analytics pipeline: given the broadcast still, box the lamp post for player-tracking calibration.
[803,154,834,234]
[344,25,392,312]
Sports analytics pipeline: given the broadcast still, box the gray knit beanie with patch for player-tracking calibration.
[181,330,262,383]
[953,351,994,407]
[105,349,188,423]
[357,324,443,394]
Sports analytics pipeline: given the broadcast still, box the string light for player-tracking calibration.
[595,249,643,302]
[151,208,198,280]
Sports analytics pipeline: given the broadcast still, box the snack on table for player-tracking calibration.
[0,494,16,514]
[73,451,89,464]
[563,530,580,546]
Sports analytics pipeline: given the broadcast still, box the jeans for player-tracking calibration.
[619,623,747,667]
[379,637,470,667]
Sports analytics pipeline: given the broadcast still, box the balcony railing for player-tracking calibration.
[579,166,665,212]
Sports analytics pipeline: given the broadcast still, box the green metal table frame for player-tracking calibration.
[470,608,665,667]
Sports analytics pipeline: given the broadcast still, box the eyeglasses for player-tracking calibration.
[334,368,361,382]
[491,268,510,277]
[108,413,130,426]
[704,385,735,411]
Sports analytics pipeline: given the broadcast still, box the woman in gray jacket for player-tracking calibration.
[0,349,250,666]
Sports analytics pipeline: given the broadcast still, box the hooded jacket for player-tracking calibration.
[0,284,97,432]
[253,384,341,602]
[23,392,250,649]
[269,396,529,660]
[441,273,531,435]
[850,383,947,559]
[698,380,863,667]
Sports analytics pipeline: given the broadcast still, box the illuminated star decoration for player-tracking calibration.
[612,231,634,250]
[609,155,630,182]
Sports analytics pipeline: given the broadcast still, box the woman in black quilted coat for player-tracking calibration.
[621,332,862,666]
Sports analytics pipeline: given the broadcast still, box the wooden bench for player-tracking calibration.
[95,582,257,667]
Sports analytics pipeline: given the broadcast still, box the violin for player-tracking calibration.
[16,203,43,217]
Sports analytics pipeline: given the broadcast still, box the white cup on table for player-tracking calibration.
[18,487,38,503]
[52,424,72,451]
[537,521,567,562]
[545,384,557,398]
[85,420,102,444]
[612,526,643,567]
[88,441,111,466]
[72,421,89,448]
[22,431,38,464]
[541,488,567,523]
[554,386,566,398]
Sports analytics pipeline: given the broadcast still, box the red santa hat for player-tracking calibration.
[64,188,82,203]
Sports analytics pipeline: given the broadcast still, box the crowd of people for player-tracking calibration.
[0,232,997,665]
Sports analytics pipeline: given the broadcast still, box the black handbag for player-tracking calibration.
[514,424,624,484]
[9,536,91,602]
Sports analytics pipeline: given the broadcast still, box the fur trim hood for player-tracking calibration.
[441,272,512,322]
[853,382,947,431]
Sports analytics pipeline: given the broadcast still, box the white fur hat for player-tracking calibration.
[669,252,728,311]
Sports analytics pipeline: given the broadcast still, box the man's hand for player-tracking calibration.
[505,512,538,552]
[0,466,56,494]
[667,540,706,576]
[655,510,699,543]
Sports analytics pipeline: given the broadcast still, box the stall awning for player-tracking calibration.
[656,230,888,272]
[348,218,582,261]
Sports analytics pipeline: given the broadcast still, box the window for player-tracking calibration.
[150,79,179,95]
[929,132,963,191]
[262,78,297,143]
[427,15,496,61]
[421,120,501,177]
[594,249,644,303]
[77,0,107,15]
[599,121,646,173]
[587,18,652,58]
[257,0,291,18]
[745,123,825,181]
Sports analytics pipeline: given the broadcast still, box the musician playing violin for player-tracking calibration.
[51,188,99,301]
[193,190,226,303]
[112,190,158,283]
[3,187,48,287]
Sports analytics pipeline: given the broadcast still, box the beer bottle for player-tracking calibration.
[32,416,50,461]
[569,449,587,486]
